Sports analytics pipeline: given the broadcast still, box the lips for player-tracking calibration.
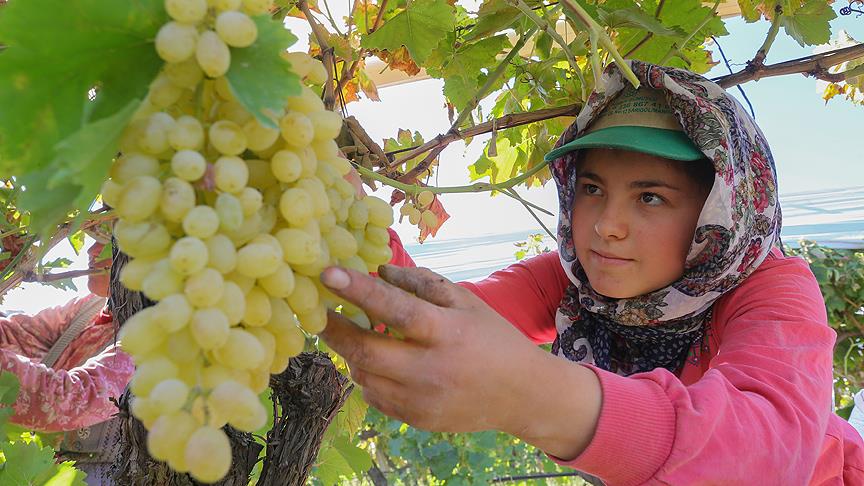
[590,249,633,266]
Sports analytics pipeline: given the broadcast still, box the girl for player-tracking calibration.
[320,61,864,484]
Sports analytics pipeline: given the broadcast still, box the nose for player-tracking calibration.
[594,203,628,240]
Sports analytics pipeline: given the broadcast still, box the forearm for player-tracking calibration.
[501,348,602,460]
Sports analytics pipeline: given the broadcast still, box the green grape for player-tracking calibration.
[312,139,339,160]
[307,110,342,141]
[238,187,263,217]
[271,150,303,183]
[119,257,156,291]
[185,268,225,307]
[184,427,232,484]
[306,60,328,85]
[130,356,179,396]
[171,150,207,181]
[213,328,265,370]
[165,59,204,89]
[325,225,358,259]
[170,237,209,276]
[214,155,249,192]
[183,205,220,239]
[130,396,160,429]
[215,192,244,232]
[421,209,438,228]
[165,328,201,363]
[138,115,172,155]
[292,238,330,277]
[214,77,236,101]
[295,178,328,217]
[226,270,255,294]
[191,308,231,350]
[365,225,390,247]
[149,75,185,109]
[417,190,434,208]
[297,303,327,334]
[155,22,198,63]
[118,308,165,357]
[116,176,162,222]
[161,177,196,223]
[248,328,276,369]
[149,378,190,414]
[142,260,184,301]
[111,153,160,184]
[216,101,253,126]
[242,286,272,327]
[209,0,242,9]
[279,112,314,148]
[408,207,422,225]
[152,294,194,333]
[215,11,258,48]
[245,159,278,190]
[243,120,279,153]
[100,179,123,207]
[242,0,273,15]
[218,281,246,325]
[205,234,238,274]
[278,188,313,227]
[359,240,393,267]
[286,85,325,114]
[234,243,279,278]
[169,115,205,150]
[365,195,394,228]
[347,199,369,229]
[258,263,296,298]
[165,0,208,23]
[296,147,318,178]
[287,275,318,315]
[196,30,231,78]
[210,120,248,156]
[207,381,264,433]
[147,411,198,463]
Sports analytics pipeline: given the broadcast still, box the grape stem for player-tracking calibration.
[558,0,640,89]
[354,158,551,197]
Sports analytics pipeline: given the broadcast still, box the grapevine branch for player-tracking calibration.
[716,42,864,88]
[336,0,388,95]
[752,3,784,68]
[24,267,104,284]
[300,0,337,110]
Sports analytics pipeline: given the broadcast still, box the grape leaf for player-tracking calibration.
[0,0,165,181]
[361,0,456,65]
[42,462,87,486]
[597,6,685,37]
[463,0,520,41]
[781,0,837,47]
[17,100,139,235]
[227,16,301,129]
[313,442,357,486]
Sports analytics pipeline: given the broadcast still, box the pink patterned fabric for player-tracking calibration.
[0,295,134,432]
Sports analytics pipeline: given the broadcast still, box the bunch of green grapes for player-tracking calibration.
[399,190,438,231]
[103,1,393,482]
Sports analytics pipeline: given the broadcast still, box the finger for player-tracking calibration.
[377,265,467,308]
[320,267,440,342]
[356,372,412,424]
[321,310,428,382]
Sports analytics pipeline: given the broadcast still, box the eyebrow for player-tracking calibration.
[577,171,682,191]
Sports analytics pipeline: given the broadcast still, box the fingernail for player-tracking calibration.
[321,267,350,290]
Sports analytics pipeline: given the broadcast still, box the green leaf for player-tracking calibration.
[331,388,368,437]
[0,0,165,184]
[226,16,301,129]
[361,0,456,65]
[67,231,85,255]
[737,0,764,22]
[463,0,520,41]
[42,462,87,486]
[0,372,21,407]
[597,6,685,37]
[332,436,372,475]
[313,442,356,486]
[0,441,62,486]
[781,0,837,47]
[18,100,140,235]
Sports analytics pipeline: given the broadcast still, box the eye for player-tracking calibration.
[581,183,602,196]
[640,192,665,205]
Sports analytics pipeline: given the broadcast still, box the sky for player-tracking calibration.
[2,9,862,314]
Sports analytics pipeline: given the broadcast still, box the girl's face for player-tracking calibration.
[571,148,711,299]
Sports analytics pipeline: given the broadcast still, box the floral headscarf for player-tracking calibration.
[549,61,782,376]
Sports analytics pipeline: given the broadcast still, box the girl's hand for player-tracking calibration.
[319,264,549,434]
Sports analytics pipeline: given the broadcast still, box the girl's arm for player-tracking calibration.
[0,343,134,432]
[0,295,104,357]
[552,254,839,484]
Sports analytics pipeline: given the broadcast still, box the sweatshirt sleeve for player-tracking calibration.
[553,255,837,485]
[0,296,102,357]
[460,251,569,345]
[0,343,134,432]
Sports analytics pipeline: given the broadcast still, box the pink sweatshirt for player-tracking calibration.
[386,231,864,484]
[0,295,134,432]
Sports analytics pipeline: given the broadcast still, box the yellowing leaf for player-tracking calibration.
[361,0,456,65]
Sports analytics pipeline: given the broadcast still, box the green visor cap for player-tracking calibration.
[544,125,705,162]
[544,85,705,162]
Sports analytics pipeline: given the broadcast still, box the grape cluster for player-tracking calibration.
[104,1,393,482]
[398,190,438,231]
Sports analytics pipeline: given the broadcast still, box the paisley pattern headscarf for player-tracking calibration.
[549,61,782,376]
